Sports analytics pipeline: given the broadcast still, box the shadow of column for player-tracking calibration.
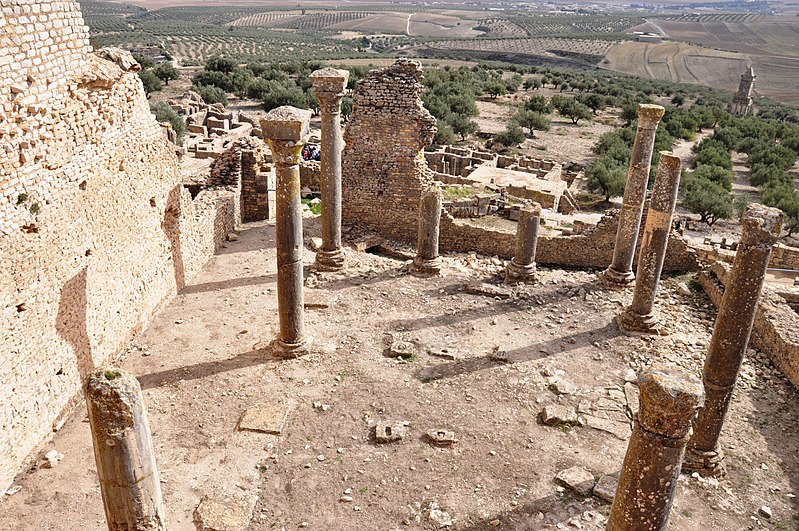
[56,266,94,380]
[161,185,185,291]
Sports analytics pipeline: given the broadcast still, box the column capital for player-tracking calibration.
[261,106,311,165]
[740,203,782,247]
[637,103,665,129]
[638,367,704,439]
[309,67,349,95]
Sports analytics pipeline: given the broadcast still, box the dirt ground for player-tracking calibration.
[1,213,797,530]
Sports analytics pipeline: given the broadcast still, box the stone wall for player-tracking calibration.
[0,1,235,491]
[700,263,799,389]
[440,208,700,272]
[342,59,437,242]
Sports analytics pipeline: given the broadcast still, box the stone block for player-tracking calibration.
[374,421,407,443]
[261,106,311,142]
[238,403,289,435]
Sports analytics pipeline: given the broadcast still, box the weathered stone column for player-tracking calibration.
[607,367,704,531]
[310,67,349,271]
[618,152,682,334]
[414,187,443,274]
[262,106,313,358]
[601,104,666,286]
[505,203,542,283]
[684,204,782,476]
[85,368,167,531]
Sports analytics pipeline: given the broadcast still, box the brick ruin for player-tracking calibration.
[0,0,237,491]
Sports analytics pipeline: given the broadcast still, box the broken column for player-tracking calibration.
[84,368,167,531]
[601,104,666,286]
[684,203,782,476]
[413,187,443,274]
[310,67,349,271]
[262,106,313,358]
[607,367,704,531]
[618,152,682,334]
[505,203,542,283]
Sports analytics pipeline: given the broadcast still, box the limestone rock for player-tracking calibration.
[388,337,417,358]
[555,466,595,496]
[464,282,513,299]
[40,449,64,469]
[374,421,407,443]
[238,403,289,435]
[425,430,458,447]
[549,379,578,396]
[540,404,579,427]
[194,492,258,531]
[593,473,619,502]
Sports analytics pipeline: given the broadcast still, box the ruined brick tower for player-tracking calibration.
[729,66,755,117]
[341,59,437,242]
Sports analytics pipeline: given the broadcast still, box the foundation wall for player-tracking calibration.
[0,1,235,491]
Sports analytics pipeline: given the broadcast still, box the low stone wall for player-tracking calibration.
[700,263,799,389]
[440,208,700,272]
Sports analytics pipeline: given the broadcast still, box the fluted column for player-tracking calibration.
[261,106,313,358]
[601,104,665,286]
[310,68,349,271]
[618,152,682,334]
[684,204,782,476]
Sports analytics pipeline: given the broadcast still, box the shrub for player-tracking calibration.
[150,101,186,143]
[586,157,627,200]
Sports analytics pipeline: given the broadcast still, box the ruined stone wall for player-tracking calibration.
[0,1,235,491]
[700,263,799,389]
[342,59,437,242]
[440,208,700,272]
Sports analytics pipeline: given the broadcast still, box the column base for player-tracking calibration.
[413,256,441,275]
[505,262,536,283]
[682,447,726,478]
[265,336,314,359]
[315,248,345,271]
[599,266,635,287]
[617,308,665,336]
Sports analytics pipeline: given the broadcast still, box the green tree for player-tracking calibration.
[139,70,162,95]
[133,54,155,69]
[681,175,733,226]
[153,63,179,85]
[691,164,734,191]
[446,113,478,141]
[524,94,551,114]
[494,123,525,147]
[586,157,627,200]
[485,79,507,99]
[150,101,185,143]
[556,98,592,125]
[434,121,456,145]
[191,84,227,105]
[513,109,550,138]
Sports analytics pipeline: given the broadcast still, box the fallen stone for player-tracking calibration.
[304,291,331,309]
[592,473,619,502]
[623,369,637,383]
[388,337,417,358]
[194,492,258,531]
[425,430,458,447]
[624,382,640,419]
[40,449,64,469]
[550,379,578,396]
[464,282,513,299]
[428,503,453,528]
[488,348,509,363]
[759,506,772,519]
[238,403,289,435]
[541,404,579,427]
[309,237,323,251]
[374,421,407,443]
[675,281,692,296]
[226,232,238,242]
[583,415,632,440]
[555,466,595,496]
[430,348,458,361]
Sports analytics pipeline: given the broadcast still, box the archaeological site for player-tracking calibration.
[1,1,798,530]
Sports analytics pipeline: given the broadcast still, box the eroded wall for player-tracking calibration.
[0,1,235,490]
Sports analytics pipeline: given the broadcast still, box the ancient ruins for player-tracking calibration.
[2,2,799,530]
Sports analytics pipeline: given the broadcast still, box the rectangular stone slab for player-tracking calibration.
[238,403,289,434]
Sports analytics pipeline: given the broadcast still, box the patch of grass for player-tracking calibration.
[16,193,27,204]
[442,185,489,200]
[29,202,40,214]
[301,198,321,215]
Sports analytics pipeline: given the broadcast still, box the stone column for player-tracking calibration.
[414,187,443,274]
[684,204,782,476]
[85,368,167,531]
[607,367,704,531]
[261,106,313,358]
[601,104,666,286]
[310,67,349,271]
[618,152,682,334]
[505,203,542,283]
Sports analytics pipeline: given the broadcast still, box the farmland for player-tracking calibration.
[78,1,799,104]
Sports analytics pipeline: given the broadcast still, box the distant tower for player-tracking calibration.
[729,66,755,117]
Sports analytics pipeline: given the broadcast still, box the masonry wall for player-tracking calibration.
[0,1,235,491]
[342,59,437,242]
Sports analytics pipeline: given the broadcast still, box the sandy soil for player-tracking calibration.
[0,213,797,530]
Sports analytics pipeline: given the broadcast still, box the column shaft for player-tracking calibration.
[618,152,681,334]
[414,188,443,274]
[505,203,541,282]
[684,203,782,476]
[607,367,704,531]
[602,104,665,286]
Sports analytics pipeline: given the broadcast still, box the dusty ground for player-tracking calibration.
[1,213,797,530]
